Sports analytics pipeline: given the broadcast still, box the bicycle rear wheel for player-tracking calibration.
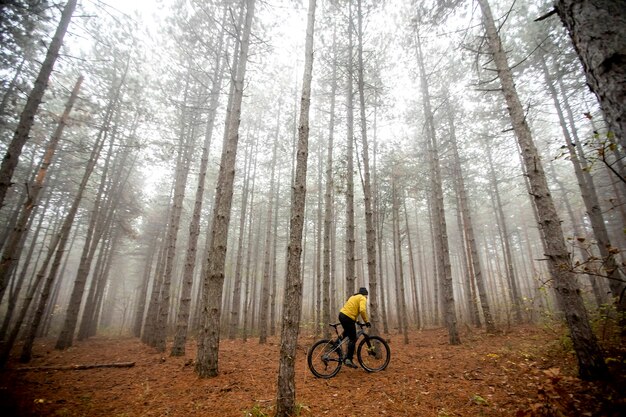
[307,339,342,378]
[357,335,390,372]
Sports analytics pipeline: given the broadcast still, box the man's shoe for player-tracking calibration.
[344,358,358,368]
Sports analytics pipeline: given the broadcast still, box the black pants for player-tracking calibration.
[338,312,356,360]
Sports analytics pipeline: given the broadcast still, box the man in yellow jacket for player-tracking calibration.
[338,287,370,368]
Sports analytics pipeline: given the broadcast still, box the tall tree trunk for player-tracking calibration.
[153,76,196,353]
[478,0,607,380]
[376,213,390,333]
[259,111,281,344]
[241,150,258,342]
[78,226,115,338]
[356,0,380,335]
[270,178,281,337]
[403,199,421,329]
[344,0,357,302]
[0,120,107,366]
[541,55,626,318]
[446,100,495,332]
[78,146,139,340]
[0,0,77,209]
[228,136,254,339]
[483,140,523,323]
[415,29,460,344]
[0,76,82,301]
[132,230,159,338]
[55,58,131,351]
[391,173,409,344]
[413,208,429,326]
[195,0,255,378]
[171,13,227,354]
[0,190,52,339]
[322,27,338,340]
[275,0,315,414]
[312,139,322,330]
[55,133,115,350]
[142,218,169,346]
[555,0,626,148]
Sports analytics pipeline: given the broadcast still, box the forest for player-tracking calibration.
[0,0,625,416]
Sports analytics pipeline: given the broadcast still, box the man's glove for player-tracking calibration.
[365,322,371,328]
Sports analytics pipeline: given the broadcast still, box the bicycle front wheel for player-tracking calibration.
[307,339,342,378]
[357,335,390,372]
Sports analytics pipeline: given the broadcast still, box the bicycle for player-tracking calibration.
[307,322,391,378]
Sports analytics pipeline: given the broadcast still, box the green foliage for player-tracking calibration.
[587,301,624,345]
[294,402,311,416]
[242,403,270,417]
[558,332,573,353]
[470,394,489,406]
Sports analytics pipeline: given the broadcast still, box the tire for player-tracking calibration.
[357,335,390,372]
[307,339,342,378]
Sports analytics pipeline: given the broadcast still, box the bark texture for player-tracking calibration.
[415,29,460,345]
[356,0,380,335]
[0,0,77,208]
[555,0,626,147]
[275,0,315,414]
[0,76,82,301]
[479,0,607,380]
[195,0,255,378]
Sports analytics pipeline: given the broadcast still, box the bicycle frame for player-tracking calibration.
[308,321,391,378]
[330,322,369,358]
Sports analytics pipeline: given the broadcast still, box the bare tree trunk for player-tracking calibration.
[275,0,315,414]
[228,137,254,339]
[270,178,281,337]
[376,213,390,333]
[78,145,139,340]
[391,173,409,344]
[344,0,357,301]
[0,76,82,301]
[195,0,255,378]
[240,150,258,343]
[321,27,338,340]
[356,0,380,335]
[0,121,107,366]
[446,101,495,332]
[403,199,421,329]
[555,0,626,148]
[0,191,52,339]
[152,77,197,353]
[56,59,132,350]
[479,0,607,379]
[415,29,460,344]
[483,140,523,323]
[541,55,625,318]
[413,209,429,326]
[142,220,169,346]
[171,13,227,354]
[259,111,281,344]
[132,232,159,338]
[0,0,77,209]
[311,140,322,330]
[82,228,116,335]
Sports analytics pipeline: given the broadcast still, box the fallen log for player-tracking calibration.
[16,362,135,371]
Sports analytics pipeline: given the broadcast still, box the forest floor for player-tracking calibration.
[0,324,624,417]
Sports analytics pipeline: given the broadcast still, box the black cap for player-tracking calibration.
[358,287,368,296]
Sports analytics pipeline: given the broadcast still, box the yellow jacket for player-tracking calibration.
[340,294,368,322]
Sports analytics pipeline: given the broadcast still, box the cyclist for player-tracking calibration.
[338,287,371,368]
